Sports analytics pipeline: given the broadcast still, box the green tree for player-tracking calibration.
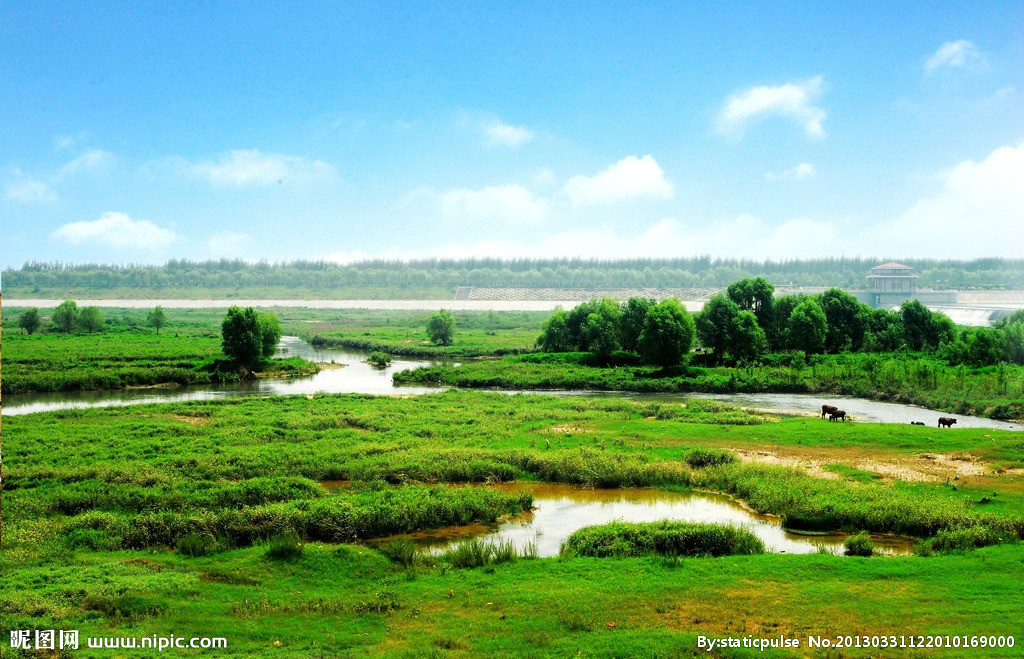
[537,308,573,352]
[147,306,167,334]
[78,306,105,333]
[17,307,41,335]
[787,299,827,354]
[221,306,281,370]
[1003,322,1024,365]
[619,297,655,353]
[258,312,282,358]
[730,310,768,363]
[900,300,933,351]
[52,299,78,334]
[818,288,867,352]
[726,277,775,333]
[426,309,456,346]
[695,295,740,361]
[638,298,695,367]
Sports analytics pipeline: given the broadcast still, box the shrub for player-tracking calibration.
[844,532,874,557]
[368,351,392,367]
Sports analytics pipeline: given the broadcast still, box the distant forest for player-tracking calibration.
[3,257,1024,298]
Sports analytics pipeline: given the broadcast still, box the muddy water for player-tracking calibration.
[369,483,915,557]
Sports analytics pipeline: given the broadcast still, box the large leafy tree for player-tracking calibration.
[537,309,573,352]
[78,306,105,333]
[727,277,774,331]
[426,309,456,346]
[638,298,695,367]
[619,297,655,353]
[787,299,827,354]
[818,288,867,353]
[730,310,768,364]
[222,306,282,370]
[18,307,41,335]
[695,295,740,360]
[52,299,79,334]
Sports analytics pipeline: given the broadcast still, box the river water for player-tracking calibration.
[5,336,1023,430]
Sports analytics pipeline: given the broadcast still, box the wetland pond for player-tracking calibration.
[357,483,916,557]
[4,336,1023,431]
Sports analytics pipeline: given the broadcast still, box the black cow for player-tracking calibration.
[821,404,838,419]
[910,421,925,426]
[829,410,846,422]
[938,417,957,428]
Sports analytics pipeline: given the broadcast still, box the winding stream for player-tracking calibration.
[5,336,1023,430]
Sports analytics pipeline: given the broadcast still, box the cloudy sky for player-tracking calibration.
[2,2,1023,269]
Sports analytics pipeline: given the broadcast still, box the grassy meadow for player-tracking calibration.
[3,391,1024,656]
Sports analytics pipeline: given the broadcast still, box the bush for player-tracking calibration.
[368,351,392,367]
[844,532,874,557]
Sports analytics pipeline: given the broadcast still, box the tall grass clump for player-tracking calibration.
[264,530,305,561]
[377,538,417,566]
[441,538,526,568]
[843,532,874,557]
[563,521,765,558]
[684,447,738,469]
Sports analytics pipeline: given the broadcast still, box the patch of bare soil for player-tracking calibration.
[549,425,588,434]
[734,447,992,483]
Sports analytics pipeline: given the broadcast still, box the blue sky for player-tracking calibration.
[2,1,1022,269]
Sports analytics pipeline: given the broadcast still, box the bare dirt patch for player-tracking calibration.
[549,425,588,434]
[172,414,210,426]
[734,446,994,483]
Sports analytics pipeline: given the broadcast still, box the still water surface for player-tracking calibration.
[365,483,914,557]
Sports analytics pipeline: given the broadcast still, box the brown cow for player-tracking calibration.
[821,404,838,419]
[829,410,846,422]
[938,417,957,428]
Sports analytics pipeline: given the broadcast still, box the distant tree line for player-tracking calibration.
[536,278,1024,368]
[16,301,168,336]
[5,257,1024,292]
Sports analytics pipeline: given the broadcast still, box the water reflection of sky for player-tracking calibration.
[375,483,914,558]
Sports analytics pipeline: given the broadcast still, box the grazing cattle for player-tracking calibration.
[911,421,925,426]
[938,417,957,428]
[828,410,846,422]
[821,404,838,419]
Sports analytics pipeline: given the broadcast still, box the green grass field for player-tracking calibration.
[3,392,1024,657]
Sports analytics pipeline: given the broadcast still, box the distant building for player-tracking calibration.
[857,262,955,309]
[867,262,916,295]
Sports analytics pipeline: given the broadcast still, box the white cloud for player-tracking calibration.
[184,149,339,187]
[51,212,177,249]
[440,184,549,224]
[59,149,115,176]
[890,142,1024,258]
[4,172,57,202]
[765,162,816,181]
[321,215,844,263]
[925,40,985,74]
[716,77,826,138]
[207,231,254,256]
[563,155,674,206]
[483,120,535,148]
